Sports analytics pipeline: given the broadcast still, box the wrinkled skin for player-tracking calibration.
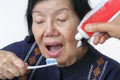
[32,0,88,67]
[0,50,27,79]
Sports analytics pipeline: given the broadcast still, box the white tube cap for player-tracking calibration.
[88,0,102,9]
[75,32,83,41]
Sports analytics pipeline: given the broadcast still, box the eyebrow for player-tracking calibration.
[32,10,41,14]
[32,8,70,14]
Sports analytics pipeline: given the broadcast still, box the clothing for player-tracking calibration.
[2,36,120,80]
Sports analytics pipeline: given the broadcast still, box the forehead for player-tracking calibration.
[32,0,73,12]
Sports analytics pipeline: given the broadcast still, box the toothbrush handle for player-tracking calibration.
[27,63,57,69]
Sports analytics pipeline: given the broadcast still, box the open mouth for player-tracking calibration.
[45,43,63,57]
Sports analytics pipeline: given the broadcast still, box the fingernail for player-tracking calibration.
[85,25,93,32]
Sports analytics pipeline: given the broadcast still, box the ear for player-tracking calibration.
[88,0,102,9]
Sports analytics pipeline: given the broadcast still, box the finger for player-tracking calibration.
[0,74,6,80]
[7,62,21,77]
[2,70,14,79]
[2,64,13,79]
[93,33,105,45]
[99,33,110,44]
[12,58,27,75]
[85,23,111,32]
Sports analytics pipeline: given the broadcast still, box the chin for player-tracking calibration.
[57,60,73,67]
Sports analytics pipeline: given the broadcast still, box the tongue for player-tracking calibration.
[50,45,62,53]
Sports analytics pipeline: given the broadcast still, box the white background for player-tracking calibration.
[0,0,28,48]
[0,0,120,63]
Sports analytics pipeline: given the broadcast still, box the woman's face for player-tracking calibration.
[32,0,87,67]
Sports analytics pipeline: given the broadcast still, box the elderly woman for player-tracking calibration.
[0,0,120,80]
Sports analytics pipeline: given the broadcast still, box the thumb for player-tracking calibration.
[85,23,109,32]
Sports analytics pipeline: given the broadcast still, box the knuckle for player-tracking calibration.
[0,74,6,79]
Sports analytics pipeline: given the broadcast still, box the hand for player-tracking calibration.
[0,50,27,79]
[85,14,120,45]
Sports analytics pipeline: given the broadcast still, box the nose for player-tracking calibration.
[44,19,59,37]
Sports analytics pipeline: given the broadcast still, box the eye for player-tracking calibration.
[32,16,45,25]
[57,19,66,22]
[35,21,44,24]
[33,19,45,24]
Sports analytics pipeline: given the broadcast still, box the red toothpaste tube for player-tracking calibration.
[75,0,120,47]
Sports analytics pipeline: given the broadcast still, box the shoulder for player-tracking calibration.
[2,36,32,50]
[1,36,34,59]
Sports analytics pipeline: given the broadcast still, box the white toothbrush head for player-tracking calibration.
[46,58,57,65]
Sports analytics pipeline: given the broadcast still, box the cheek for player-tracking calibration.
[32,26,43,43]
[64,26,77,42]
[63,20,79,41]
[62,24,79,50]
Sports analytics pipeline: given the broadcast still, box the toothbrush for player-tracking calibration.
[27,58,57,69]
